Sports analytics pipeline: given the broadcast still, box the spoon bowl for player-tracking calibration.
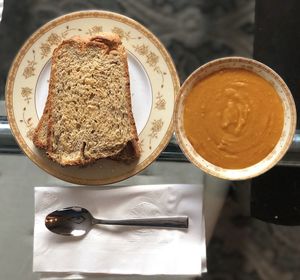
[45,207,93,236]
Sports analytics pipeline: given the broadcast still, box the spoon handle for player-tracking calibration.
[93,216,189,228]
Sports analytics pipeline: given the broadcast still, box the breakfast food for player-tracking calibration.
[183,68,284,169]
[33,34,140,166]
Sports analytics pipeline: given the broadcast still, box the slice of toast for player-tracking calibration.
[33,34,140,166]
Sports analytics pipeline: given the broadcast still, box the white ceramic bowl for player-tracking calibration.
[174,57,297,180]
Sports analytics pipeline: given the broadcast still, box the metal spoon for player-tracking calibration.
[45,206,189,236]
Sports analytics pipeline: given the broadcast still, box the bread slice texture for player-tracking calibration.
[33,34,140,166]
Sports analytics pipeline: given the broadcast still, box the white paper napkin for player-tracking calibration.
[34,184,206,279]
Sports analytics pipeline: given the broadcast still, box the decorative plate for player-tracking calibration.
[5,10,179,185]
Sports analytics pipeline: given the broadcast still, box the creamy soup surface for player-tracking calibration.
[183,69,284,169]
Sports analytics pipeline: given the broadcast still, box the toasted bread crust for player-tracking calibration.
[32,97,50,149]
[33,34,140,166]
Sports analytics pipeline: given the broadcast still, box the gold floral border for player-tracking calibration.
[5,10,180,185]
[133,44,166,89]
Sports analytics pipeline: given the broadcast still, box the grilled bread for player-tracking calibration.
[33,34,140,166]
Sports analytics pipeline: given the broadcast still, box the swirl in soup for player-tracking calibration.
[184,69,284,169]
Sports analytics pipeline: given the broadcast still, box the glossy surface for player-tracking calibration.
[45,206,189,236]
[184,69,284,169]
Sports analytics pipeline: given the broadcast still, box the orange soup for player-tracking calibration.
[183,69,284,169]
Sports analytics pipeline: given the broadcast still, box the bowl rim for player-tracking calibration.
[174,56,297,180]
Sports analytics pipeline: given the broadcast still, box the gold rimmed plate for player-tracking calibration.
[5,10,179,185]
